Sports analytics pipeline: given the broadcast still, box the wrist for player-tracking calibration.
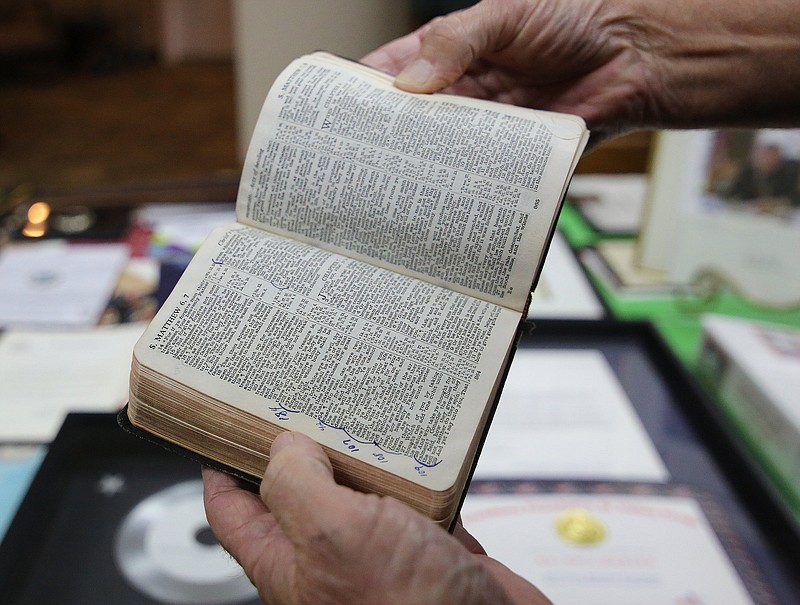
[620,0,800,128]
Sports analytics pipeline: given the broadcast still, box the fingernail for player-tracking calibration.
[396,59,435,90]
[271,431,296,455]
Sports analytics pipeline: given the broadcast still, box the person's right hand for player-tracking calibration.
[204,431,553,605]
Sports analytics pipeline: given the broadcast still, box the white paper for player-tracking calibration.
[701,314,800,487]
[461,492,756,605]
[638,130,709,272]
[529,231,605,319]
[136,202,237,252]
[671,210,800,305]
[474,349,669,482]
[703,315,800,421]
[567,173,647,233]
[0,241,129,328]
[579,240,672,295]
[0,323,145,441]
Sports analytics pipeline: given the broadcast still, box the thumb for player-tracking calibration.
[394,0,511,93]
[260,431,335,505]
[260,431,351,540]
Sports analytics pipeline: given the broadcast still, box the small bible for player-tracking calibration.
[124,52,588,528]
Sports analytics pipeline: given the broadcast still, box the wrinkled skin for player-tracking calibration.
[204,1,800,602]
[204,432,552,605]
[363,0,800,145]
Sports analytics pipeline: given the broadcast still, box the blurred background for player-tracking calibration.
[0,0,649,207]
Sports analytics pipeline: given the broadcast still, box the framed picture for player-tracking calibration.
[639,129,800,307]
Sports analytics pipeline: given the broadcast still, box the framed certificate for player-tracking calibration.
[464,320,800,604]
[464,483,771,605]
[639,129,800,307]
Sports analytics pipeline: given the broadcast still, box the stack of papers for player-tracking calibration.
[0,241,129,328]
[0,323,145,442]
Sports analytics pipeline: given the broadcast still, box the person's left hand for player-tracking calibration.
[203,431,552,605]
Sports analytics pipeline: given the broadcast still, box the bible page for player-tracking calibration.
[134,224,520,490]
[236,52,588,312]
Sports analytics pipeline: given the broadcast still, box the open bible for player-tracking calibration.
[125,52,588,528]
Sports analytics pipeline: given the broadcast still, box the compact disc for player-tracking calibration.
[114,480,257,604]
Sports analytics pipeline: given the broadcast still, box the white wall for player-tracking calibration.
[161,0,233,63]
[232,0,413,157]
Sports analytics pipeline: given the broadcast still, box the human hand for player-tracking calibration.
[362,0,800,143]
[203,431,552,605]
[362,0,659,144]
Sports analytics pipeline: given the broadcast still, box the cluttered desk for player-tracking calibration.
[1,180,799,603]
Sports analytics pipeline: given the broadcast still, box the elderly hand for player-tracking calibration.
[203,431,552,605]
[362,0,800,143]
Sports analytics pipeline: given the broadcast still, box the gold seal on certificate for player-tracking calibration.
[555,508,606,545]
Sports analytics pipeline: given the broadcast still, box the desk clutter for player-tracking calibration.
[1,193,798,604]
[0,200,236,444]
[0,200,255,604]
